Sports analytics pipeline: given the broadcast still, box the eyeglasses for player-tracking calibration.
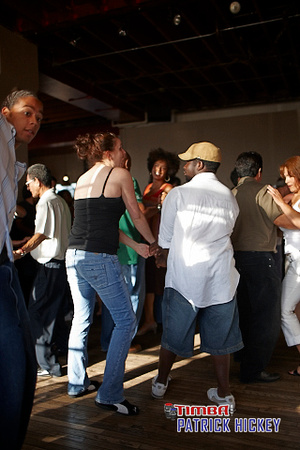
[25,178,35,186]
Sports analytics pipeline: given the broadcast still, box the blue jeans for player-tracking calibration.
[66,249,136,403]
[234,251,281,382]
[101,257,145,351]
[281,254,300,346]
[0,259,37,450]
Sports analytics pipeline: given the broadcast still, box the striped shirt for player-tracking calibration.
[0,114,26,261]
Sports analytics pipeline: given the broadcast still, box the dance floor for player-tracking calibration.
[23,314,300,449]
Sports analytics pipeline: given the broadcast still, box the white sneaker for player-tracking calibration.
[207,387,235,412]
[37,364,61,378]
[37,368,51,377]
[151,374,171,399]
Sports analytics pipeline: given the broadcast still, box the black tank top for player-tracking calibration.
[68,168,126,254]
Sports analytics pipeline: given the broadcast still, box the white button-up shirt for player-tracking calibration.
[31,189,71,264]
[159,172,240,308]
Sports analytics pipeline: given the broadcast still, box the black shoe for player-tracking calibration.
[95,399,139,416]
[254,371,280,383]
[68,380,100,398]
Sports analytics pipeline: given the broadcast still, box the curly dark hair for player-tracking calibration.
[74,132,117,165]
[147,148,180,180]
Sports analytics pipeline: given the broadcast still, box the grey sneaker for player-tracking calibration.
[151,374,171,399]
[207,387,235,412]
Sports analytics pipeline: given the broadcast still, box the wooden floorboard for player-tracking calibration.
[23,314,300,449]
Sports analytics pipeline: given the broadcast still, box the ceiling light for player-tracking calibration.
[118,27,127,37]
[230,2,241,14]
[173,14,181,26]
[69,37,81,47]
[63,175,69,182]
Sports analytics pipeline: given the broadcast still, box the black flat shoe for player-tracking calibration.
[68,380,100,398]
[254,371,280,383]
[95,399,139,415]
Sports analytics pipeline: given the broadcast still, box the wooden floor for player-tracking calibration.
[23,314,300,450]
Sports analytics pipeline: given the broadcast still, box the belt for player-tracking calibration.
[0,245,8,265]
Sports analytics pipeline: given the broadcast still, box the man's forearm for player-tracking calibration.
[14,233,47,258]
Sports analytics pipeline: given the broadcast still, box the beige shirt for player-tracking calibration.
[231,177,282,252]
[31,188,71,264]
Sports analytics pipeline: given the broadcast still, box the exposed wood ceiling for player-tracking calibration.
[1,0,300,140]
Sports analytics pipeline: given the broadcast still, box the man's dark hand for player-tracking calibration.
[155,248,168,268]
[149,241,159,256]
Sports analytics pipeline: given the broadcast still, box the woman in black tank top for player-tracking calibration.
[66,132,156,416]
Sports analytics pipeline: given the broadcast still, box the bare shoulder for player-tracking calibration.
[111,167,131,182]
[75,171,88,188]
[112,166,128,175]
[163,183,173,193]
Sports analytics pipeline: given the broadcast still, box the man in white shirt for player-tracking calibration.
[152,141,243,411]
[0,90,43,450]
[15,164,71,377]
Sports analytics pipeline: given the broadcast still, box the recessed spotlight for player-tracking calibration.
[69,37,81,47]
[118,27,127,37]
[173,14,181,26]
[230,2,241,14]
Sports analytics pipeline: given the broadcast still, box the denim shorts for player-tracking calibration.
[161,288,243,357]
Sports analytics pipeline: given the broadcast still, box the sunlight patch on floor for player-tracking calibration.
[35,333,209,393]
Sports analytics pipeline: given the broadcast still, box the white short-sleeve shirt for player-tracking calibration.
[31,188,71,264]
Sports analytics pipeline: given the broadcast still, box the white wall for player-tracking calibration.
[0,25,39,98]
[120,102,300,192]
[0,25,39,199]
[28,101,300,194]
[29,150,85,187]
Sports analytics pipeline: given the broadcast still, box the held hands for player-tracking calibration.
[12,236,31,261]
[13,249,25,261]
[149,240,159,257]
[137,240,168,266]
[136,243,150,259]
[154,247,168,268]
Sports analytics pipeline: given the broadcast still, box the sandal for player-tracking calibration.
[95,399,139,416]
[288,366,300,377]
